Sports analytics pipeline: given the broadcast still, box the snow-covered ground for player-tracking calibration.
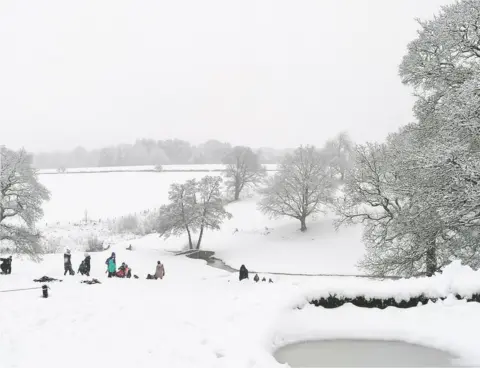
[2,170,480,367]
[1,239,480,368]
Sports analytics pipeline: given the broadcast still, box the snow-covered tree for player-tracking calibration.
[258,145,335,232]
[194,176,233,248]
[335,0,480,277]
[158,176,231,249]
[396,0,480,274]
[323,132,354,181]
[0,147,50,258]
[222,146,266,201]
[335,136,439,276]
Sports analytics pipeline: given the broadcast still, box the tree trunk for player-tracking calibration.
[196,225,205,250]
[234,186,240,201]
[425,240,437,277]
[186,226,193,250]
[300,217,307,232]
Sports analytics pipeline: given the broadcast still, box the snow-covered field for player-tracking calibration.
[1,169,478,367]
[39,171,210,224]
[37,164,278,174]
[1,240,480,368]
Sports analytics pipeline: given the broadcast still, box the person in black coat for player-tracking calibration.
[239,264,249,281]
[64,249,75,275]
[78,253,91,276]
[0,256,12,274]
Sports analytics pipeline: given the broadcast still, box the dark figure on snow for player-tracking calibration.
[105,252,116,278]
[239,264,249,281]
[78,253,91,276]
[0,256,12,274]
[64,249,75,275]
[253,274,260,283]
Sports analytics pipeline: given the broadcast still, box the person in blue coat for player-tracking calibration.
[105,252,116,277]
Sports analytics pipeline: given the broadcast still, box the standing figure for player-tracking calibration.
[0,256,12,274]
[105,252,116,277]
[239,264,249,281]
[154,261,165,280]
[64,249,75,275]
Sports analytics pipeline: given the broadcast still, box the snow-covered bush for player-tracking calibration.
[42,236,64,254]
[86,235,104,252]
[115,215,140,233]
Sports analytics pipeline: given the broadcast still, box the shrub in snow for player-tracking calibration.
[86,235,104,252]
[42,236,63,254]
[115,215,140,234]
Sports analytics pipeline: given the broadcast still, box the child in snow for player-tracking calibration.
[116,262,131,278]
[78,253,91,276]
[0,256,12,274]
[105,252,116,278]
[64,249,75,276]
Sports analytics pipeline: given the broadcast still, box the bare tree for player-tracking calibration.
[194,176,232,249]
[158,176,231,249]
[158,180,197,249]
[323,132,354,181]
[258,145,335,232]
[222,146,266,201]
[0,147,50,258]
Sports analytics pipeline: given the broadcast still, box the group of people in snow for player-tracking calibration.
[239,264,273,283]
[105,252,133,278]
[64,249,91,276]
[62,249,165,280]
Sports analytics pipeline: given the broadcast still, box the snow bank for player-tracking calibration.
[287,261,480,307]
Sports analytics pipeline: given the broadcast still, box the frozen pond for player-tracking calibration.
[274,339,460,367]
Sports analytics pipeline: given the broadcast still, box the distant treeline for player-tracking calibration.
[33,139,289,169]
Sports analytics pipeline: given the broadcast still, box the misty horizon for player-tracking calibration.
[0,0,455,153]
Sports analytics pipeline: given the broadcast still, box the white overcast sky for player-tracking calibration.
[0,0,454,152]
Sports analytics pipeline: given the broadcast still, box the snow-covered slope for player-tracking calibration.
[37,171,365,275]
[1,240,480,368]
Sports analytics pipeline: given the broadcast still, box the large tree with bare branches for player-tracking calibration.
[0,147,50,258]
[222,146,266,201]
[258,145,335,232]
[158,176,232,249]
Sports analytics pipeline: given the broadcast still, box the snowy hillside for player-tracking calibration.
[37,171,365,275]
